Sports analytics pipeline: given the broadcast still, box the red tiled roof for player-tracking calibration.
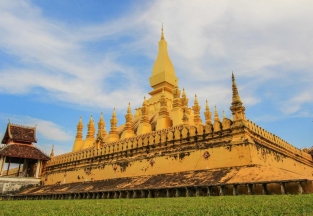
[0,144,50,160]
[1,123,37,144]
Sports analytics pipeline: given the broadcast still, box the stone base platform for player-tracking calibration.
[2,165,313,200]
[0,177,40,196]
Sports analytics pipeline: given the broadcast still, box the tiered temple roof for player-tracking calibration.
[0,144,50,161]
[0,123,49,161]
[1,123,37,144]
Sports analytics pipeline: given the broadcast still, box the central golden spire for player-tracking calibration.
[161,23,165,40]
[149,25,178,100]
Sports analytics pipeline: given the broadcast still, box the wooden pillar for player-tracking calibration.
[196,187,200,197]
[22,158,28,177]
[119,191,123,199]
[232,185,238,196]
[175,188,180,197]
[126,191,130,199]
[247,184,254,195]
[148,190,152,198]
[219,186,225,196]
[207,186,212,196]
[298,182,303,194]
[186,188,190,197]
[155,190,159,198]
[166,189,170,198]
[35,159,41,178]
[0,156,6,176]
[141,190,145,198]
[100,192,105,199]
[133,190,137,198]
[262,183,268,195]
[17,158,23,177]
[6,157,11,176]
[280,183,286,194]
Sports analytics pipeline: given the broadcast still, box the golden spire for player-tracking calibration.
[76,116,83,139]
[204,99,212,124]
[223,110,226,119]
[110,108,118,135]
[181,88,189,106]
[97,112,106,138]
[192,94,202,125]
[231,72,242,105]
[172,86,181,109]
[125,103,133,131]
[50,145,54,157]
[86,115,95,138]
[206,100,209,110]
[214,105,220,122]
[150,25,178,95]
[159,88,169,117]
[141,97,150,124]
[181,88,189,114]
[230,72,246,121]
[182,88,186,97]
[127,102,131,114]
[161,23,164,40]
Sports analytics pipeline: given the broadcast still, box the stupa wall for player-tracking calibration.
[245,120,313,175]
[42,141,253,185]
[249,143,313,176]
[43,122,313,185]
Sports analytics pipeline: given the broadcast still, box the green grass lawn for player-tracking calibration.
[1,195,313,216]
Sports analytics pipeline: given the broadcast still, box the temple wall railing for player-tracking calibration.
[47,122,232,167]
[47,119,312,168]
[245,120,311,161]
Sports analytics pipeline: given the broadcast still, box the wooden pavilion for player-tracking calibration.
[0,123,50,178]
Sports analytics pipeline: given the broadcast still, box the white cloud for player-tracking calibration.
[0,0,147,110]
[282,92,313,114]
[0,0,312,117]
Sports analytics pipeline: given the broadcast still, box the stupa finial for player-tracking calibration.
[214,105,220,122]
[124,103,133,132]
[86,114,95,138]
[230,72,246,121]
[76,116,83,139]
[110,108,118,133]
[50,145,54,157]
[192,94,201,125]
[97,112,106,138]
[161,23,164,40]
[127,102,131,114]
[232,72,242,105]
[204,99,212,124]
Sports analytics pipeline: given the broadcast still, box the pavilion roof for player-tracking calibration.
[0,143,50,160]
[1,123,37,144]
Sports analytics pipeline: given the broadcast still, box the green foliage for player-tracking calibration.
[1,195,313,216]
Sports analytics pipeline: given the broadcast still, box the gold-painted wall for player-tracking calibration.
[250,143,313,176]
[43,120,313,186]
[44,143,253,185]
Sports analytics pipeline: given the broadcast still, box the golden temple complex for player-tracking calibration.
[2,27,313,199]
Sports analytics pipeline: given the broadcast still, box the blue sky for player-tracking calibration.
[0,0,312,155]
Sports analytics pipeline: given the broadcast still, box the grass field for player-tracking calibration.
[1,194,313,215]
